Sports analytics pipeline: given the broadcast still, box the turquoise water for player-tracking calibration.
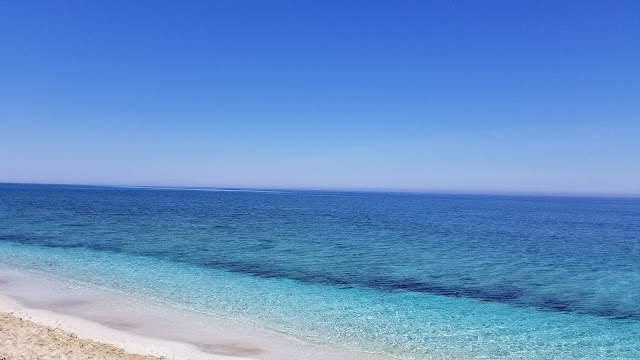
[0,184,639,358]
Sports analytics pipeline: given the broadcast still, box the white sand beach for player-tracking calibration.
[0,266,393,360]
[0,311,160,360]
[0,294,251,360]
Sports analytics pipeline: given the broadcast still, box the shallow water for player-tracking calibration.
[0,183,639,359]
[0,266,389,360]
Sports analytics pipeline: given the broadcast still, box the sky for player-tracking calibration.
[1,0,639,195]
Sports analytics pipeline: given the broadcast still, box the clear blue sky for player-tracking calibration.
[1,1,639,195]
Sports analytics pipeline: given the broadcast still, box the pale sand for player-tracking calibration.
[0,311,159,360]
[0,267,394,360]
[0,295,250,360]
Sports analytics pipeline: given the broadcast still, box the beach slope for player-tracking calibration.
[0,311,159,360]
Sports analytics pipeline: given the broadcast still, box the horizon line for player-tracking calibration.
[1,181,639,200]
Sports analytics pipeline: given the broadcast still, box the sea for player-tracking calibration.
[0,183,639,359]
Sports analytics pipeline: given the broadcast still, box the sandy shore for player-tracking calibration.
[0,266,393,360]
[0,295,249,360]
[0,311,159,360]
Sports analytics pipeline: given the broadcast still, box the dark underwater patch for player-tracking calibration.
[2,233,638,321]
[192,261,640,320]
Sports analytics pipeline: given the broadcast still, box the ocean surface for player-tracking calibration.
[0,183,639,359]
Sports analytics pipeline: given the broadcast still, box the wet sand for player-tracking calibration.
[0,312,159,360]
[0,294,247,360]
[0,266,393,360]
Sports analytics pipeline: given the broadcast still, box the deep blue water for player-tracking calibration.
[1,183,639,358]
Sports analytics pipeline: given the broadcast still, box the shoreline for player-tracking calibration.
[0,264,394,360]
[0,295,239,360]
[0,311,156,360]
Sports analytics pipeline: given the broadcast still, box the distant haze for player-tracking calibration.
[1,1,639,196]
